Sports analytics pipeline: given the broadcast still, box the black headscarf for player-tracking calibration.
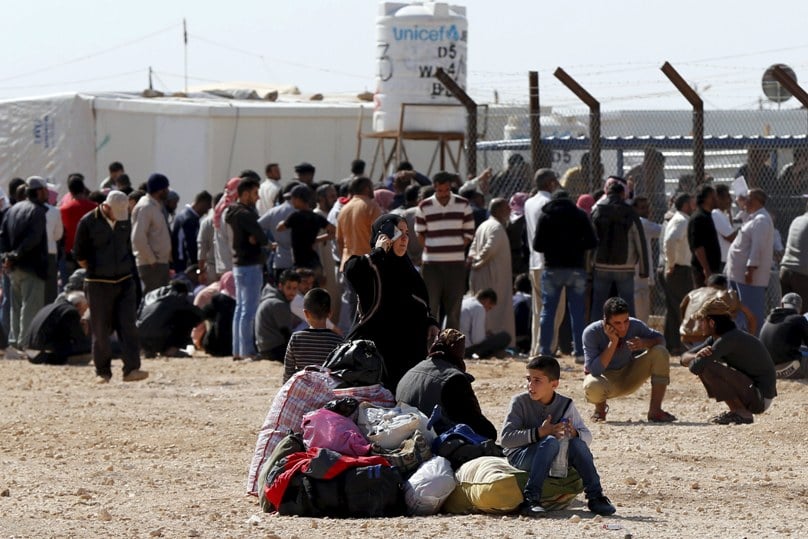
[370,213,404,248]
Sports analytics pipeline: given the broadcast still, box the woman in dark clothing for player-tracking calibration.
[344,213,439,392]
[396,328,498,440]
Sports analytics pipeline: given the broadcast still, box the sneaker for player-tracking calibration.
[710,411,753,425]
[574,355,585,365]
[520,501,547,518]
[587,495,616,516]
[95,375,111,384]
[775,360,800,379]
[122,369,149,382]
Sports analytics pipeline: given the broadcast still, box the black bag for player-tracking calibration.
[324,397,360,418]
[322,340,386,387]
[275,463,406,518]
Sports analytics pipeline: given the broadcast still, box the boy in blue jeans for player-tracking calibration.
[501,355,616,517]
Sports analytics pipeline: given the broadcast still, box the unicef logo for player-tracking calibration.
[392,24,465,42]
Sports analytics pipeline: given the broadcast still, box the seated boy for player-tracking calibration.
[283,287,343,382]
[501,355,616,517]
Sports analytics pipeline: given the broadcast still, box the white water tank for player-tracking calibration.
[374,1,468,132]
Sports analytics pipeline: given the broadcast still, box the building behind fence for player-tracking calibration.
[469,106,807,326]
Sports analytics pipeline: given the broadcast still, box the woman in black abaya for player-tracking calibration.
[344,214,439,392]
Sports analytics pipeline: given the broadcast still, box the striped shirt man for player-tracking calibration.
[283,328,343,382]
[414,176,475,331]
[414,193,474,263]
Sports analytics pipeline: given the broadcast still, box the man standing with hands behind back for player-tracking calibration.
[74,191,147,384]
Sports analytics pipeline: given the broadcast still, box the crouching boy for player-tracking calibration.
[501,355,616,517]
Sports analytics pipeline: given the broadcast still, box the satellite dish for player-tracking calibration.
[762,64,796,103]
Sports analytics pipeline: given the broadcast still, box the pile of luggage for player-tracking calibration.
[246,359,584,518]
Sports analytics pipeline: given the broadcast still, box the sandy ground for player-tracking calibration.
[0,352,806,539]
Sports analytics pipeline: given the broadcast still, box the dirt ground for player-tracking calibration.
[0,352,805,539]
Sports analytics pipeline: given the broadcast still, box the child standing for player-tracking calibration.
[501,355,616,517]
[277,185,335,276]
[283,287,343,382]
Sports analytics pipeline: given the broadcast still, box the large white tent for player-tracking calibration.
[0,91,380,203]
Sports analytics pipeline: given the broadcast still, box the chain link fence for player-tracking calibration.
[471,104,808,331]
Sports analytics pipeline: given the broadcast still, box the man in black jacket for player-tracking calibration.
[0,176,49,354]
[137,280,204,357]
[590,178,649,322]
[760,292,808,379]
[74,190,148,383]
[225,178,268,360]
[533,190,598,363]
[24,291,91,365]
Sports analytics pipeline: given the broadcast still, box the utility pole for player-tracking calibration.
[183,19,189,94]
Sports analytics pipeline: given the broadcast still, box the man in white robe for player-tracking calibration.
[468,198,515,346]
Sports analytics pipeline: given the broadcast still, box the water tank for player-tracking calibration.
[374,1,468,132]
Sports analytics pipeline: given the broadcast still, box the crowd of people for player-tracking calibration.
[1,147,806,517]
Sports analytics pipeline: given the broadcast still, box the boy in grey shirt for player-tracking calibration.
[501,355,616,517]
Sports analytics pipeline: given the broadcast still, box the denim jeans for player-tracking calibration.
[540,268,587,356]
[591,269,635,322]
[508,436,603,502]
[730,281,765,337]
[232,264,263,357]
[9,269,45,348]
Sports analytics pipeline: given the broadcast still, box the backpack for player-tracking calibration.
[323,340,386,387]
[432,424,503,470]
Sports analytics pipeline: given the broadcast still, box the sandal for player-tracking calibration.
[647,410,677,423]
[710,411,752,425]
[591,404,609,422]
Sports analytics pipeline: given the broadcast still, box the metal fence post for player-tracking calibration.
[771,65,808,133]
[660,62,705,185]
[529,71,550,172]
[553,68,601,192]
[435,67,477,177]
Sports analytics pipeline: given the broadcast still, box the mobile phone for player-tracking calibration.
[390,227,403,242]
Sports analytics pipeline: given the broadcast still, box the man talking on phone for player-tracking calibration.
[581,297,676,423]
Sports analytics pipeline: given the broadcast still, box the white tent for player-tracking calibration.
[0,92,380,204]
